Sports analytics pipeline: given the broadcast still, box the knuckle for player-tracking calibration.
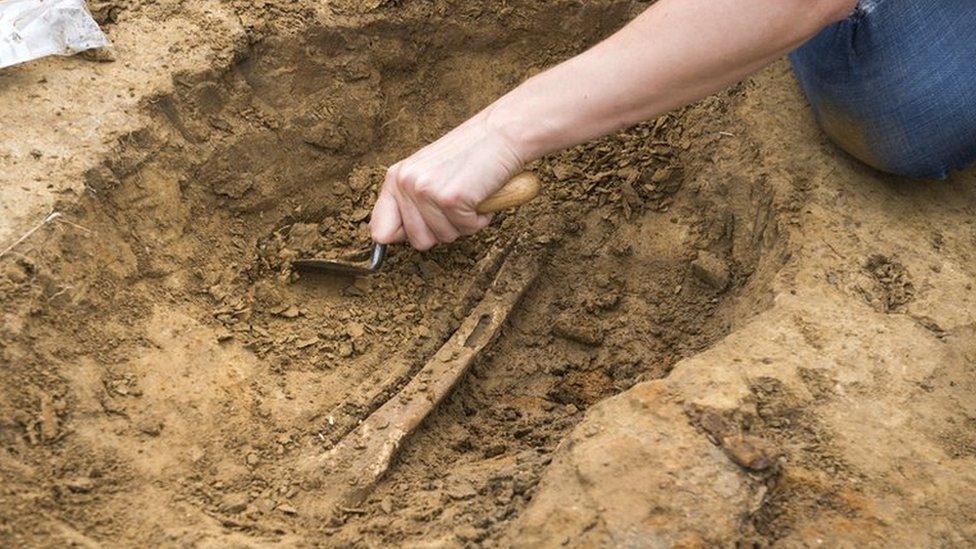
[384,164,401,185]
[407,230,435,251]
[435,190,464,209]
[413,178,437,200]
[395,168,418,193]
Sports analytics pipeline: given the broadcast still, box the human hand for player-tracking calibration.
[369,112,526,250]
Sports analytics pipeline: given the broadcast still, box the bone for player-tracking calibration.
[294,234,548,520]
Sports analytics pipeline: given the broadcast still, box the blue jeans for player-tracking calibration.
[789,1,976,179]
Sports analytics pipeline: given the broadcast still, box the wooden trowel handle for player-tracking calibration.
[475,172,541,215]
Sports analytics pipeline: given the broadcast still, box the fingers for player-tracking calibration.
[388,165,459,250]
[387,190,430,250]
[369,190,403,244]
[451,212,493,236]
[416,198,462,244]
[371,165,498,250]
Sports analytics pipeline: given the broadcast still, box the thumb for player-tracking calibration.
[370,192,404,244]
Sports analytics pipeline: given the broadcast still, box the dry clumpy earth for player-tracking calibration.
[1,0,975,547]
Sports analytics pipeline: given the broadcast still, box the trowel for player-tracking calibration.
[292,172,541,276]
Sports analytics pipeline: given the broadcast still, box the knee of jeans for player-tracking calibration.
[816,107,955,179]
[817,107,889,172]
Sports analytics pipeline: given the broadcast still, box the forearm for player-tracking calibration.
[486,0,855,162]
[369,0,856,248]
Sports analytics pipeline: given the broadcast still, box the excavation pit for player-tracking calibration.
[1,5,793,546]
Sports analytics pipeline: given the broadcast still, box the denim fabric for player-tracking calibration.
[789,1,976,178]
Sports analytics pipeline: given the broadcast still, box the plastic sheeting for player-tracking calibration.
[0,0,109,69]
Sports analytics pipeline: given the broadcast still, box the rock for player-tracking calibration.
[484,444,507,458]
[137,418,164,436]
[348,208,370,222]
[65,477,95,494]
[38,394,59,441]
[255,497,276,514]
[276,305,301,319]
[455,525,484,543]
[278,504,298,515]
[345,322,365,340]
[552,317,604,347]
[446,480,478,500]
[552,163,574,181]
[514,382,756,546]
[219,492,249,514]
[342,284,365,297]
[721,435,776,472]
[513,472,536,496]
[302,121,346,152]
[648,166,673,184]
[1,262,28,283]
[79,47,116,63]
[246,452,260,466]
[691,251,730,291]
[379,497,394,514]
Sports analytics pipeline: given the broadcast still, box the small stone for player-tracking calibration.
[345,322,365,339]
[277,305,301,319]
[349,208,371,222]
[352,339,368,354]
[246,452,260,466]
[79,47,116,63]
[446,480,478,500]
[342,284,365,297]
[483,444,507,458]
[691,251,730,291]
[552,317,604,347]
[649,166,673,184]
[455,525,483,542]
[65,477,94,493]
[278,504,298,515]
[38,394,59,441]
[513,472,536,495]
[338,342,354,358]
[137,418,164,437]
[721,435,776,472]
[255,497,276,514]
[1,262,28,283]
[219,492,249,514]
[379,497,394,514]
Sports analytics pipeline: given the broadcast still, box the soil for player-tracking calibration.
[2,0,975,547]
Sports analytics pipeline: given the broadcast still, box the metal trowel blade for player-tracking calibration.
[291,244,386,277]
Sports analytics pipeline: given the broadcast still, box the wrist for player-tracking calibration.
[483,84,554,164]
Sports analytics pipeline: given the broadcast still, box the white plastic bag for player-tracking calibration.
[0,0,110,69]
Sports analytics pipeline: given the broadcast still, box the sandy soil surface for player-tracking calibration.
[1,1,974,547]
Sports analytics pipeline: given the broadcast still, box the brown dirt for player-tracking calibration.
[2,0,974,547]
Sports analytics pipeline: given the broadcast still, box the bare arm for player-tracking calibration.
[370,0,857,249]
